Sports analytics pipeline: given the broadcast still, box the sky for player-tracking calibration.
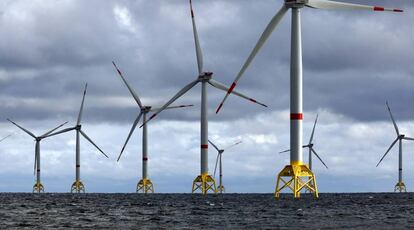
[0,0,413,193]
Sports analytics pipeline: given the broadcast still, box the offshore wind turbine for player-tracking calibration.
[215,0,402,198]
[112,61,193,194]
[46,84,109,193]
[376,102,414,192]
[279,114,328,171]
[7,119,67,193]
[141,0,267,194]
[209,139,242,193]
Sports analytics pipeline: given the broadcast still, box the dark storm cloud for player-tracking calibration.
[0,0,412,124]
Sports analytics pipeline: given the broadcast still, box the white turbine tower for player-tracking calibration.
[141,0,267,194]
[279,114,328,171]
[376,102,414,193]
[112,61,193,194]
[216,0,402,198]
[7,119,67,193]
[209,139,242,193]
[46,84,109,193]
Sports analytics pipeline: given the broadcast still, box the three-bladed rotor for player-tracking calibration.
[216,0,403,113]
[376,102,414,167]
[112,61,194,162]
[7,119,68,175]
[45,83,109,159]
[209,139,242,178]
[140,0,267,128]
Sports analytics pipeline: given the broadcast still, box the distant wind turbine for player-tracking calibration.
[140,0,267,194]
[46,84,109,193]
[112,61,193,194]
[209,139,242,193]
[7,119,67,193]
[215,0,402,198]
[376,102,414,192]
[279,114,328,171]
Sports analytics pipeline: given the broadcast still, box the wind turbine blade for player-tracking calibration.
[40,121,68,138]
[223,140,242,151]
[376,137,398,167]
[215,5,288,114]
[386,101,399,136]
[77,83,88,126]
[150,104,194,113]
[311,148,328,169]
[403,137,414,141]
[112,61,143,108]
[140,79,199,128]
[279,149,290,154]
[306,0,403,12]
[208,140,220,152]
[7,119,36,139]
[208,79,267,108]
[44,127,76,138]
[117,112,143,162]
[79,130,108,158]
[0,134,12,143]
[189,0,203,74]
[213,153,219,178]
[309,114,319,144]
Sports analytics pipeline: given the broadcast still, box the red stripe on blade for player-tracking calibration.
[201,144,208,149]
[216,103,223,114]
[227,82,237,94]
[373,6,384,11]
[393,9,403,12]
[249,98,257,103]
[143,157,148,161]
[290,113,303,120]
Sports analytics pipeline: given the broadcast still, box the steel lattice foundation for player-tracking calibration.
[33,182,44,193]
[71,180,85,193]
[275,165,318,198]
[192,173,217,194]
[136,178,154,193]
[395,181,406,192]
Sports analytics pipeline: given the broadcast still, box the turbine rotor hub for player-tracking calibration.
[399,134,405,138]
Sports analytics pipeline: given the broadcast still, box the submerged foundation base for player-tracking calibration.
[275,164,318,199]
[71,180,85,193]
[33,182,44,193]
[192,173,217,194]
[395,181,406,192]
[137,178,154,193]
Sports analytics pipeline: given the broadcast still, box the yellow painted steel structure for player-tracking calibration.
[33,182,44,193]
[192,173,217,194]
[137,178,154,193]
[395,182,406,192]
[274,164,318,199]
[71,180,85,193]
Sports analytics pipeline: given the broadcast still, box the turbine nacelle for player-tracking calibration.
[285,0,307,8]
[399,134,405,139]
[142,106,152,112]
[198,72,213,81]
